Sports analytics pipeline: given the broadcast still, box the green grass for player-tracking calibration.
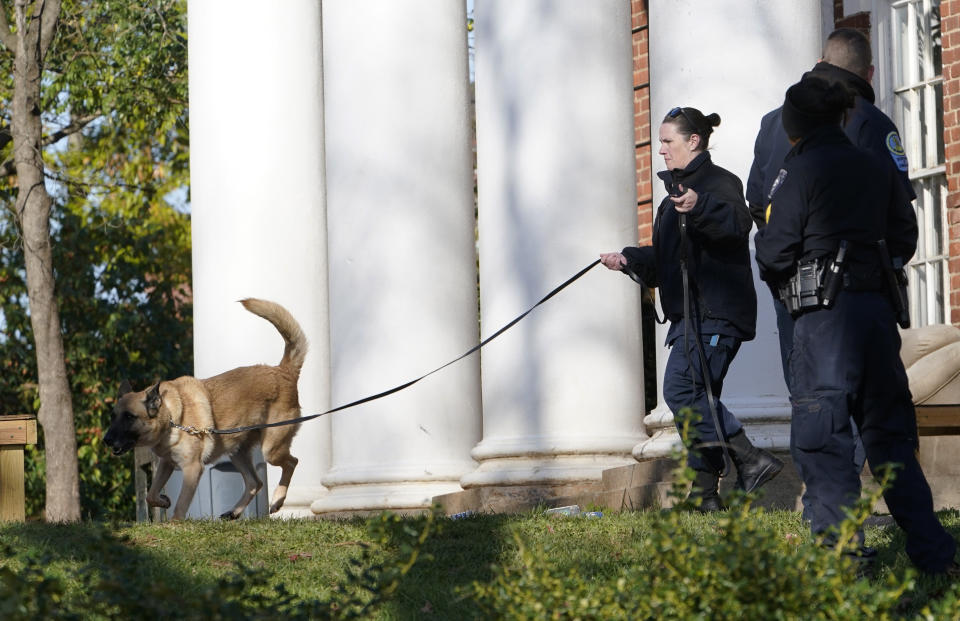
[2,505,960,619]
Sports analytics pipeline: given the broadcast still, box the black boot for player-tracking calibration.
[685,469,725,512]
[729,430,784,493]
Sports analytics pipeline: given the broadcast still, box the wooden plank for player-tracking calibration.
[0,419,27,445]
[0,446,25,521]
[0,417,37,445]
[916,404,960,436]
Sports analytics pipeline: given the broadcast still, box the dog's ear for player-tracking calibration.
[118,379,133,398]
[144,382,163,418]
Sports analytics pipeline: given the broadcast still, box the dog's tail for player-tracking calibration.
[240,298,308,373]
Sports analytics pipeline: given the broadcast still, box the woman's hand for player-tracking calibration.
[670,184,699,213]
[600,252,626,270]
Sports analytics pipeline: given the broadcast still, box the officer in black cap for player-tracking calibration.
[748,26,913,393]
[754,75,958,575]
[748,26,910,545]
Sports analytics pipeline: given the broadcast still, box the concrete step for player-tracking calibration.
[433,450,805,517]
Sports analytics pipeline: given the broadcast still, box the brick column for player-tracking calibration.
[632,1,654,245]
[943,0,960,325]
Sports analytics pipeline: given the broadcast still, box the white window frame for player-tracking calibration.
[875,0,948,327]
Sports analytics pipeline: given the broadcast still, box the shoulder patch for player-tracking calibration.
[768,168,788,200]
[886,131,909,172]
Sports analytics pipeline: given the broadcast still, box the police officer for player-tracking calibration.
[749,27,915,387]
[601,106,781,511]
[754,76,957,575]
[748,27,910,544]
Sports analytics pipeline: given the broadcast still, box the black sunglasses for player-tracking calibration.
[668,106,697,130]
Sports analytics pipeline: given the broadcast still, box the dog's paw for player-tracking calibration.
[269,500,285,514]
[219,510,241,520]
[147,494,172,509]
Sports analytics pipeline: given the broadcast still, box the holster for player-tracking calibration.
[778,259,824,316]
[777,241,848,317]
[877,239,911,329]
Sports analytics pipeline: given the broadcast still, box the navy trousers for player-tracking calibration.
[773,293,866,523]
[664,330,743,473]
[790,291,956,572]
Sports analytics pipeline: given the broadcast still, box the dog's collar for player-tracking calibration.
[169,421,213,436]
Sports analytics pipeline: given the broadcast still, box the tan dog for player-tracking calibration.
[104,298,306,520]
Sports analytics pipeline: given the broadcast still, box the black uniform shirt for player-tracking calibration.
[623,151,757,341]
[747,62,916,230]
[754,124,918,286]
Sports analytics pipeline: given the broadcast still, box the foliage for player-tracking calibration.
[0,507,442,621]
[2,500,960,618]
[0,0,191,520]
[464,436,960,620]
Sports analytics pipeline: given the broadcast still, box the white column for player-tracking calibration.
[315,0,481,515]
[463,0,646,490]
[188,0,329,517]
[636,0,823,459]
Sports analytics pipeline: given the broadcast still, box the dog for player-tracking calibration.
[104,298,306,520]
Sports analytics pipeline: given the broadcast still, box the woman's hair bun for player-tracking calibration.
[704,112,721,128]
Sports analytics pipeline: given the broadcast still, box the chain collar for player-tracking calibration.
[169,421,212,437]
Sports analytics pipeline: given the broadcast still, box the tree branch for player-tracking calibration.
[38,0,61,58]
[0,1,18,52]
[0,111,98,176]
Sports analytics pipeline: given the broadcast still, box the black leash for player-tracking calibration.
[171,259,602,437]
[678,211,733,478]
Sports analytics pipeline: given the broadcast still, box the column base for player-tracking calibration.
[460,453,639,488]
[310,481,465,518]
[635,396,791,460]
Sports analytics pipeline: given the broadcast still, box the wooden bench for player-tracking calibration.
[0,414,38,521]
[916,404,960,436]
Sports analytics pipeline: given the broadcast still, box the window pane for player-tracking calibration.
[918,1,930,82]
[931,178,943,257]
[935,81,945,164]
[914,263,928,323]
[893,5,909,86]
[933,260,945,324]
[915,181,927,257]
[919,85,930,168]
[931,0,942,75]
[893,92,908,133]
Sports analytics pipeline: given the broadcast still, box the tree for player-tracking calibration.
[0,0,77,522]
[0,0,190,521]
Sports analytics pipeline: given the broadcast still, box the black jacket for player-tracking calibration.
[746,62,916,229]
[754,124,918,286]
[622,151,757,340]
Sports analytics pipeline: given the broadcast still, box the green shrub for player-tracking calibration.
[464,429,960,620]
[0,507,442,620]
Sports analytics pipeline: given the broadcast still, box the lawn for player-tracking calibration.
[3,499,960,619]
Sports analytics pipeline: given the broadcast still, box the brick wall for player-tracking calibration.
[833,0,870,31]
[944,0,960,324]
[632,1,653,244]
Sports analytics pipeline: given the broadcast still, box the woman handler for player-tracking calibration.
[601,106,781,511]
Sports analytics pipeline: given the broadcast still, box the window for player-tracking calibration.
[890,0,947,326]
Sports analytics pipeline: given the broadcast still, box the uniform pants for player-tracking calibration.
[664,331,742,474]
[773,293,866,522]
[790,291,956,572]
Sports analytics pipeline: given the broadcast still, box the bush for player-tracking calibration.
[0,508,442,620]
[464,431,960,620]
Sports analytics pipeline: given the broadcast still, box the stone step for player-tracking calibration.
[432,450,807,517]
